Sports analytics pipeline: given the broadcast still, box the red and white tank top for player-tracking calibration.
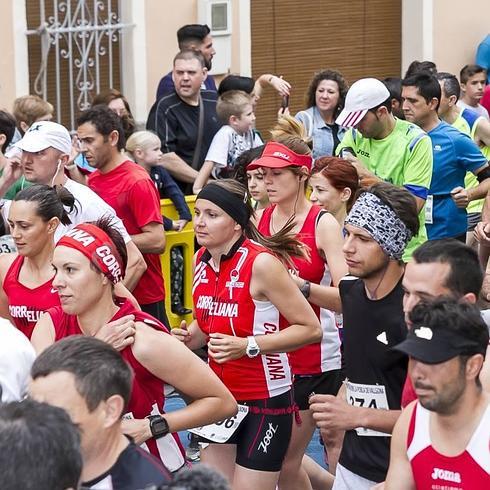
[407,402,490,488]
[3,255,59,339]
[193,237,292,401]
[258,204,342,375]
[46,298,185,471]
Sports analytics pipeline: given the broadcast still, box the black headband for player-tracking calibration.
[197,184,251,228]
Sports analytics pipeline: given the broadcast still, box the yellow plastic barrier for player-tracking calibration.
[160,196,196,328]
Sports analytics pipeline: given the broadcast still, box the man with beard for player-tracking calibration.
[309,182,419,489]
[336,77,432,260]
[155,24,216,100]
[147,50,221,193]
[385,299,490,489]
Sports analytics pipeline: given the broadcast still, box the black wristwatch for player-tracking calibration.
[147,415,170,439]
[300,280,311,299]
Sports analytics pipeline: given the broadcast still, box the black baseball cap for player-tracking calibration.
[393,324,487,364]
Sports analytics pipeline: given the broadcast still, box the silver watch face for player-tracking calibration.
[247,347,260,357]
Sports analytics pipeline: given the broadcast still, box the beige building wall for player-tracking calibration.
[144,0,198,107]
[402,0,490,77]
[432,0,489,75]
[143,0,246,113]
[2,1,489,120]
[0,1,27,110]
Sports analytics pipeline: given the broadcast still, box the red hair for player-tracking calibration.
[312,157,359,210]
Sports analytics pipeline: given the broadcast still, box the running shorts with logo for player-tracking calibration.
[193,237,295,471]
[258,205,343,408]
[200,390,294,471]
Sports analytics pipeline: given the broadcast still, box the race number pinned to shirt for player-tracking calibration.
[345,381,391,437]
[188,404,249,443]
[0,235,16,254]
[424,195,433,225]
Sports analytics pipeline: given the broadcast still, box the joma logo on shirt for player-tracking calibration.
[196,296,238,318]
[431,467,461,483]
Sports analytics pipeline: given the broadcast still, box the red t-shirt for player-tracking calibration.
[481,85,490,115]
[258,204,342,375]
[88,161,164,305]
[3,255,59,339]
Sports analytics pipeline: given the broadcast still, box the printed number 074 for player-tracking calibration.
[349,396,377,409]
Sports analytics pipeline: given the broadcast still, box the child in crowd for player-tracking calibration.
[126,130,192,316]
[232,145,269,210]
[192,90,262,193]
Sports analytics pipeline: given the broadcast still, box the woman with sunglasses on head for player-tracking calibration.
[0,184,74,339]
[171,179,321,490]
[30,217,238,473]
[250,117,348,490]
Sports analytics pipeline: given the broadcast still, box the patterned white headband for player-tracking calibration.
[345,192,413,260]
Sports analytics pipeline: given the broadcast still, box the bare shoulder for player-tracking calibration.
[317,210,342,232]
[252,251,284,277]
[131,321,178,359]
[0,253,18,281]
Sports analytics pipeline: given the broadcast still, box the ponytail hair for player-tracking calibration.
[269,115,313,154]
[14,184,75,226]
[208,179,309,267]
[92,215,128,272]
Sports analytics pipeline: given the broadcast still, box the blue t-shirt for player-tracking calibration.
[476,34,490,83]
[427,121,486,239]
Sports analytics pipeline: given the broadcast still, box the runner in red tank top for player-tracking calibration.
[249,135,347,488]
[30,219,237,472]
[0,184,75,338]
[400,239,490,409]
[385,299,490,489]
[171,180,321,489]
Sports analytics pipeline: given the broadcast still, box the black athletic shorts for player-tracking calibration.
[201,390,294,472]
[293,369,344,410]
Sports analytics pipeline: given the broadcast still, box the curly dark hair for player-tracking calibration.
[305,69,349,116]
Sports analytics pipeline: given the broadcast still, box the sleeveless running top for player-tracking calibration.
[3,255,59,339]
[258,204,342,375]
[46,298,185,471]
[407,402,490,488]
[193,237,292,401]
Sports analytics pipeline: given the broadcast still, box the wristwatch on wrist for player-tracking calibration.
[147,414,170,439]
[246,336,261,358]
[300,279,311,299]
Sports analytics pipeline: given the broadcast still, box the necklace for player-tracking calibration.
[365,260,390,300]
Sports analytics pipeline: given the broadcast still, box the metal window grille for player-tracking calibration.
[26,0,133,130]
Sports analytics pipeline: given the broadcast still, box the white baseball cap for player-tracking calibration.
[15,120,72,155]
[336,78,390,128]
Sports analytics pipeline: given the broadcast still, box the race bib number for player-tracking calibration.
[424,195,433,225]
[345,381,391,437]
[188,404,249,443]
[0,235,16,254]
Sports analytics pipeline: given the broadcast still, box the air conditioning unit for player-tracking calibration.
[198,0,232,75]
